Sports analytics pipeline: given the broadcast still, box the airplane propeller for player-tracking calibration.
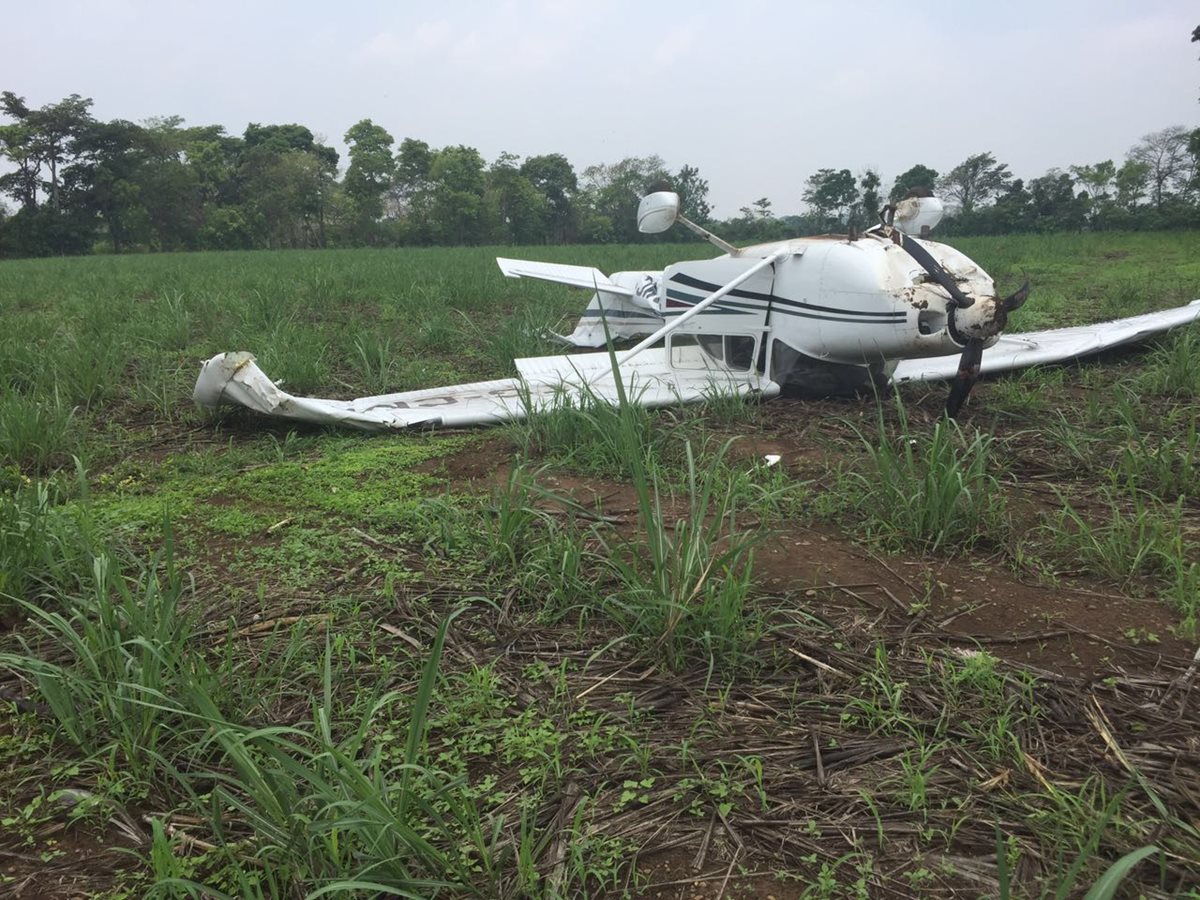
[896,232,1029,417]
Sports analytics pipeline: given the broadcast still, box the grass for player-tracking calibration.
[1042,489,1189,588]
[598,440,762,671]
[843,398,1009,554]
[1135,327,1200,398]
[1,546,195,778]
[0,389,78,474]
[504,377,667,476]
[1,234,1199,897]
[0,463,96,617]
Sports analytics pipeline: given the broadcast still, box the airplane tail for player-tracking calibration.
[497,257,664,347]
[554,271,665,346]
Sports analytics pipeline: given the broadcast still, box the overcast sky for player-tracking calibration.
[3,0,1197,216]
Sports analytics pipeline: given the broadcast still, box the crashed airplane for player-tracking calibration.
[194,191,1200,430]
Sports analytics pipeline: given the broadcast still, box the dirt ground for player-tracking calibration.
[3,391,1199,899]
[412,405,1200,898]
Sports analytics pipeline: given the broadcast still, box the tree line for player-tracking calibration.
[0,90,1197,259]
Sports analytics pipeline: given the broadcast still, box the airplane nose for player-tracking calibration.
[948,296,1007,345]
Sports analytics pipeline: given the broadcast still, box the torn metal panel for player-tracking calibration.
[891,300,1200,383]
[193,348,779,432]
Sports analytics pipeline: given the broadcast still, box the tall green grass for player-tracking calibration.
[0,389,78,473]
[1042,489,1189,588]
[584,324,762,670]
[599,441,760,670]
[0,465,95,615]
[3,532,505,894]
[505,379,664,477]
[0,536,199,781]
[160,613,499,898]
[845,400,1008,554]
[1135,328,1200,398]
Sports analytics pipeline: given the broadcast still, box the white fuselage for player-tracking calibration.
[642,233,997,392]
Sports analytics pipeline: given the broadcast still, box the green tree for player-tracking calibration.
[857,168,882,227]
[133,117,208,250]
[485,151,548,244]
[1027,170,1086,232]
[1190,128,1200,193]
[25,94,95,211]
[1127,126,1194,209]
[1069,159,1116,226]
[184,130,247,249]
[389,138,435,241]
[519,153,577,242]
[802,168,857,227]
[0,93,99,254]
[938,152,1012,214]
[342,121,394,244]
[889,164,938,203]
[1113,159,1150,211]
[986,178,1033,233]
[730,197,779,241]
[1069,159,1116,202]
[674,164,711,223]
[238,123,338,248]
[0,118,42,210]
[579,155,670,242]
[343,119,396,241]
[240,147,320,248]
[395,138,432,191]
[428,145,487,244]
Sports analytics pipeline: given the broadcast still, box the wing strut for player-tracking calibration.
[617,248,790,366]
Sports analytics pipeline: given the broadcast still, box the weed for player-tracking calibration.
[0,534,199,781]
[351,333,399,394]
[0,467,95,614]
[846,398,1008,554]
[0,389,77,474]
[987,366,1063,416]
[1163,559,1200,634]
[600,441,761,670]
[517,518,597,614]
[1043,489,1186,587]
[171,612,500,896]
[484,462,552,571]
[1110,406,1199,501]
[896,736,942,815]
[505,378,665,476]
[473,304,562,374]
[843,644,912,734]
[1136,328,1200,397]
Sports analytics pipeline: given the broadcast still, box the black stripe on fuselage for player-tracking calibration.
[668,271,906,320]
[665,288,906,325]
[580,307,661,320]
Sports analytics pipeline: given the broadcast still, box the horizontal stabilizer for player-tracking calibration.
[496,258,633,295]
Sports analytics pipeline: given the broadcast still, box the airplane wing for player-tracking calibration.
[193,349,778,432]
[496,258,633,295]
[892,300,1200,383]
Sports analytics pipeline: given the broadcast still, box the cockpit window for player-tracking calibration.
[669,333,757,372]
[726,336,755,370]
